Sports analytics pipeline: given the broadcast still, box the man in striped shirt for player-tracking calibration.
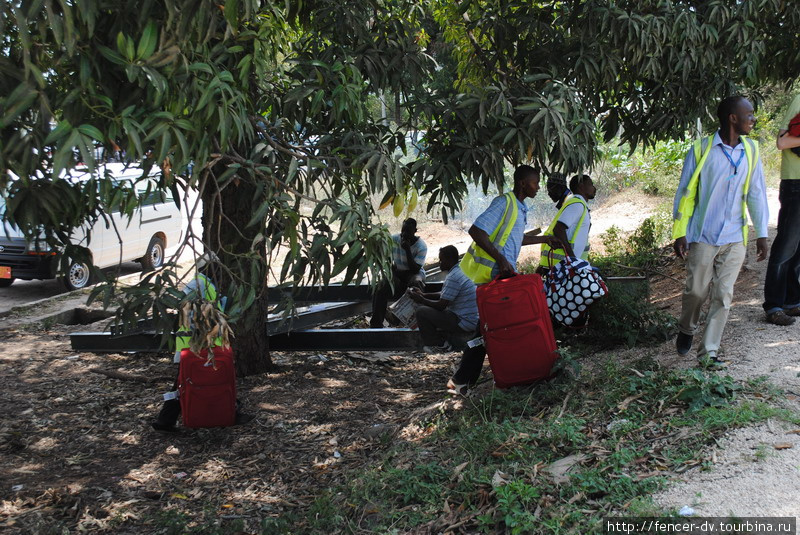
[672,96,769,367]
[447,165,561,394]
[370,218,427,328]
[408,245,478,353]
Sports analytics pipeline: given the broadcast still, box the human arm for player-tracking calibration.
[522,233,562,247]
[776,130,800,151]
[744,155,769,262]
[672,148,697,259]
[673,237,688,259]
[552,222,576,258]
[469,224,515,277]
[400,237,423,274]
[777,95,800,151]
[756,237,768,262]
[746,157,769,245]
[408,288,441,301]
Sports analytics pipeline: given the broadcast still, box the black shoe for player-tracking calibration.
[234,412,254,426]
[151,421,179,433]
[676,332,693,356]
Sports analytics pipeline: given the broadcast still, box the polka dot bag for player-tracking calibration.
[543,256,609,326]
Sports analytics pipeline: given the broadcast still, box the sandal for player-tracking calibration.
[446,379,470,397]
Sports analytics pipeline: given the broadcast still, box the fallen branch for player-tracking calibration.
[90,368,172,383]
[609,262,681,282]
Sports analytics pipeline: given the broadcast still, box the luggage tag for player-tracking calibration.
[163,391,179,401]
[467,336,484,348]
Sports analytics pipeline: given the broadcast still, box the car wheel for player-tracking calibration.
[141,236,165,272]
[0,278,14,288]
[61,260,94,291]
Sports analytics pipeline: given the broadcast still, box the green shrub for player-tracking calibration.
[596,139,689,196]
[593,208,672,273]
[580,277,676,348]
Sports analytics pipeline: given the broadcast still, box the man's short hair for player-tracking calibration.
[403,218,417,231]
[569,174,591,192]
[439,245,459,262]
[717,96,746,129]
[514,165,540,184]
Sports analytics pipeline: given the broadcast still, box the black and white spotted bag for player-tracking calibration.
[543,257,608,326]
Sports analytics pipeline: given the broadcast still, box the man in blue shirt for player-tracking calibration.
[408,245,478,353]
[673,96,769,367]
[447,165,561,394]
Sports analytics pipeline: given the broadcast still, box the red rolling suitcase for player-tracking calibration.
[178,346,237,428]
[477,273,558,388]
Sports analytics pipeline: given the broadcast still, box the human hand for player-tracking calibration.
[756,237,769,262]
[673,237,688,259]
[498,257,515,278]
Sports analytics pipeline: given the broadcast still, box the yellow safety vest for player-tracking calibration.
[672,135,759,246]
[460,192,519,284]
[175,272,224,354]
[539,195,589,269]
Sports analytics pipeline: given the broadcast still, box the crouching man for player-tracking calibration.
[408,245,478,353]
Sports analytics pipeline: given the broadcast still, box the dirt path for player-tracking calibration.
[652,188,800,518]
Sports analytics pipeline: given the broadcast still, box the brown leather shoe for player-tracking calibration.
[784,307,800,317]
[767,310,796,326]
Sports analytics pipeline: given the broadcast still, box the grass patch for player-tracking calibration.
[272,359,797,534]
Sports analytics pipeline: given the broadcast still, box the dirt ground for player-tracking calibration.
[0,188,794,533]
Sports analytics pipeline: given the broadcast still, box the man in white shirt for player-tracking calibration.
[538,174,596,271]
[370,218,427,328]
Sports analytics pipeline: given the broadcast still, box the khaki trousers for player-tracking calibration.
[679,242,746,355]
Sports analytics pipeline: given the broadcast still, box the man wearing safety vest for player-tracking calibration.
[448,165,561,394]
[545,171,570,210]
[538,174,597,271]
[762,93,800,326]
[672,96,769,368]
[152,254,252,431]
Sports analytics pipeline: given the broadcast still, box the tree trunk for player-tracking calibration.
[202,177,274,376]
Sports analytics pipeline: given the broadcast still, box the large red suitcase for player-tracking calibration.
[477,273,558,388]
[178,346,237,428]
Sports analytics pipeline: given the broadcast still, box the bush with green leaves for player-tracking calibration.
[593,208,672,274]
[578,278,676,349]
[554,212,676,349]
[597,139,689,196]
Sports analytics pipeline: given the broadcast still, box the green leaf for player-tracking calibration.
[516,102,542,112]
[116,32,128,59]
[225,0,240,26]
[52,129,81,177]
[1,83,38,128]
[44,121,73,145]
[331,241,363,277]
[287,157,299,181]
[77,124,105,142]
[136,21,158,60]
